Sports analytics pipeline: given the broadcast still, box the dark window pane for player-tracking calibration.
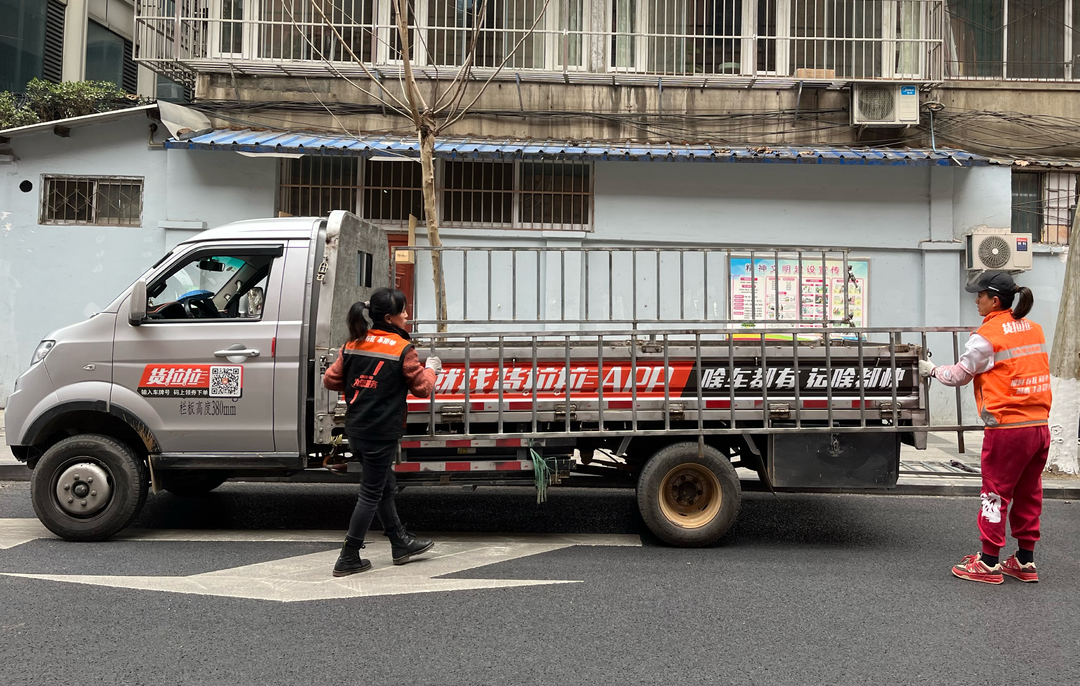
[1007,0,1065,79]
[442,161,513,224]
[279,157,359,217]
[156,75,188,102]
[0,0,47,92]
[362,159,424,222]
[85,21,125,87]
[520,161,590,229]
[1012,172,1043,241]
[945,0,1004,78]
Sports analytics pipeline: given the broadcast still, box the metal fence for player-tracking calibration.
[405,245,865,330]
[135,0,945,83]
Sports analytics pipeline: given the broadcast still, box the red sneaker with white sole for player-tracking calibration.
[952,553,1004,585]
[1001,554,1039,583]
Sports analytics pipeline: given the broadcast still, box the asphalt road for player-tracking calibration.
[1,480,1079,685]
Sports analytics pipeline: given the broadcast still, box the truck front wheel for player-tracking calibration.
[636,442,741,547]
[31,434,149,542]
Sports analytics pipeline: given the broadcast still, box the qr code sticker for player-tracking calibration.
[209,365,242,398]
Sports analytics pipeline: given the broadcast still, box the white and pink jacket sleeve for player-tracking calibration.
[931,334,995,387]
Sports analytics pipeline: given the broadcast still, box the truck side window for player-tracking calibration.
[147,253,274,321]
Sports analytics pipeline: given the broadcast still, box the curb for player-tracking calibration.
[0,464,30,481]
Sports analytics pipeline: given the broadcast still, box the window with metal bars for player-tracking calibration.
[278,157,592,230]
[434,159,592,230]
[1011,170,1076,244]
[277,156,360,216]
[946,0,1080,80]
[40,176,143,226]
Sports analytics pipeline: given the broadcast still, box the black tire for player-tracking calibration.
[160,471,230,496]
[31,434,148,542]
[636,442,741,547]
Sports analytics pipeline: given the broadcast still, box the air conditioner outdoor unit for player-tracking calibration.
[851,83,920,126]
[966,229,1033,272]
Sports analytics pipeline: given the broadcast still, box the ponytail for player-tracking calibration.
[1012,286,1034,320]
[347,301,369,341]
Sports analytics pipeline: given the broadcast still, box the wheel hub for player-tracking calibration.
[658,464,723,530]
[55,462,112,516]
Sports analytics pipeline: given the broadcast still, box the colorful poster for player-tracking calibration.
[728,256,869,328]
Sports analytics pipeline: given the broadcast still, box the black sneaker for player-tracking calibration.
[333,538,372,577]
[386,529,434,566]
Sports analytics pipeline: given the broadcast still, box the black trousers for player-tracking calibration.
[345,437,404,542]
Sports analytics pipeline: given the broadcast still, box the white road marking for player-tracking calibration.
[0,519,639,602]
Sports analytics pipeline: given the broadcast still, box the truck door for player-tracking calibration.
[112,243,285,453]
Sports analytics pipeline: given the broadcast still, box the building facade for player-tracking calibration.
[1,1,1077,424]
[1,0,187,99]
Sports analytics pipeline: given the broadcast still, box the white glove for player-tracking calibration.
[918,359,936,378]
[425,356,442,373]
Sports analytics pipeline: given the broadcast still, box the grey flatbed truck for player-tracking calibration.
[5,211,975,545]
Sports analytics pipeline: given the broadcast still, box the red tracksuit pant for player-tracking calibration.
[978,425,1050,557]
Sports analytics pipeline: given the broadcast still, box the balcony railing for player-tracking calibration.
[136,0,947,86]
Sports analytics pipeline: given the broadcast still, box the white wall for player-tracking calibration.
[0,116,276,403]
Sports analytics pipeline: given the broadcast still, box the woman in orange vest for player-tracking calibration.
[323,288,441,577]
[920,271,1051,585]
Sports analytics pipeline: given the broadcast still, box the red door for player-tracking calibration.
[387,234,415,326]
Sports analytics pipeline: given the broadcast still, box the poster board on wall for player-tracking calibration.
[728,255,869,328]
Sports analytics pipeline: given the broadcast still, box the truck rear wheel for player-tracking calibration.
[31,434,148,542]
[636,442,741,547]
[160,471,230,496]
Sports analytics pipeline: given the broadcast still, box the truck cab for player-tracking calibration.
[5,212,385,540]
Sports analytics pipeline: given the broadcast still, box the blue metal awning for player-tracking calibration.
[166,129,989,167]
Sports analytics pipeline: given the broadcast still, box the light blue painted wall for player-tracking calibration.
[0,117,277,402]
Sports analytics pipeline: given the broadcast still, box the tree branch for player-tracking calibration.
[304,0,413,114]
[441,0,552,131]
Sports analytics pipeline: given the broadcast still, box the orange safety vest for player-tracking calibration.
[972,309,1052,429]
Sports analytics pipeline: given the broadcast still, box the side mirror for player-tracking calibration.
[129,279,147,326]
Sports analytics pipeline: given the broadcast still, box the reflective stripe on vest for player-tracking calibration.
[992,343,1048,364]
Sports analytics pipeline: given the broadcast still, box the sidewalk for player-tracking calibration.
[2,408,1077,495]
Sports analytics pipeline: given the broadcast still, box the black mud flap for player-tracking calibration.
[768,433,900,489]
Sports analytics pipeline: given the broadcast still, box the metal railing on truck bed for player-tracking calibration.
[402,326,983,444]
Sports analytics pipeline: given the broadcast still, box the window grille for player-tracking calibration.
[279,157,592,231]
[278,157,359,216]
[41,176,143,226]
[946,0,1080,80]
[1011,170,1076,244]
[441,160,515,225]
[137,0,943,82]
[520,160,591,230]
[362,158,425,222]
[434,158,592,231]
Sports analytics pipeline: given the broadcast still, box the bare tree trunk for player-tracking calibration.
[393,0,446,331]
[1047,211,1080,474]
[418,121,447,332]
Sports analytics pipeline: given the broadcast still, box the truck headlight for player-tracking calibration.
[30,340,55,366]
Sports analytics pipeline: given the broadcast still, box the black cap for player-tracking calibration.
[965,271,1018,295]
